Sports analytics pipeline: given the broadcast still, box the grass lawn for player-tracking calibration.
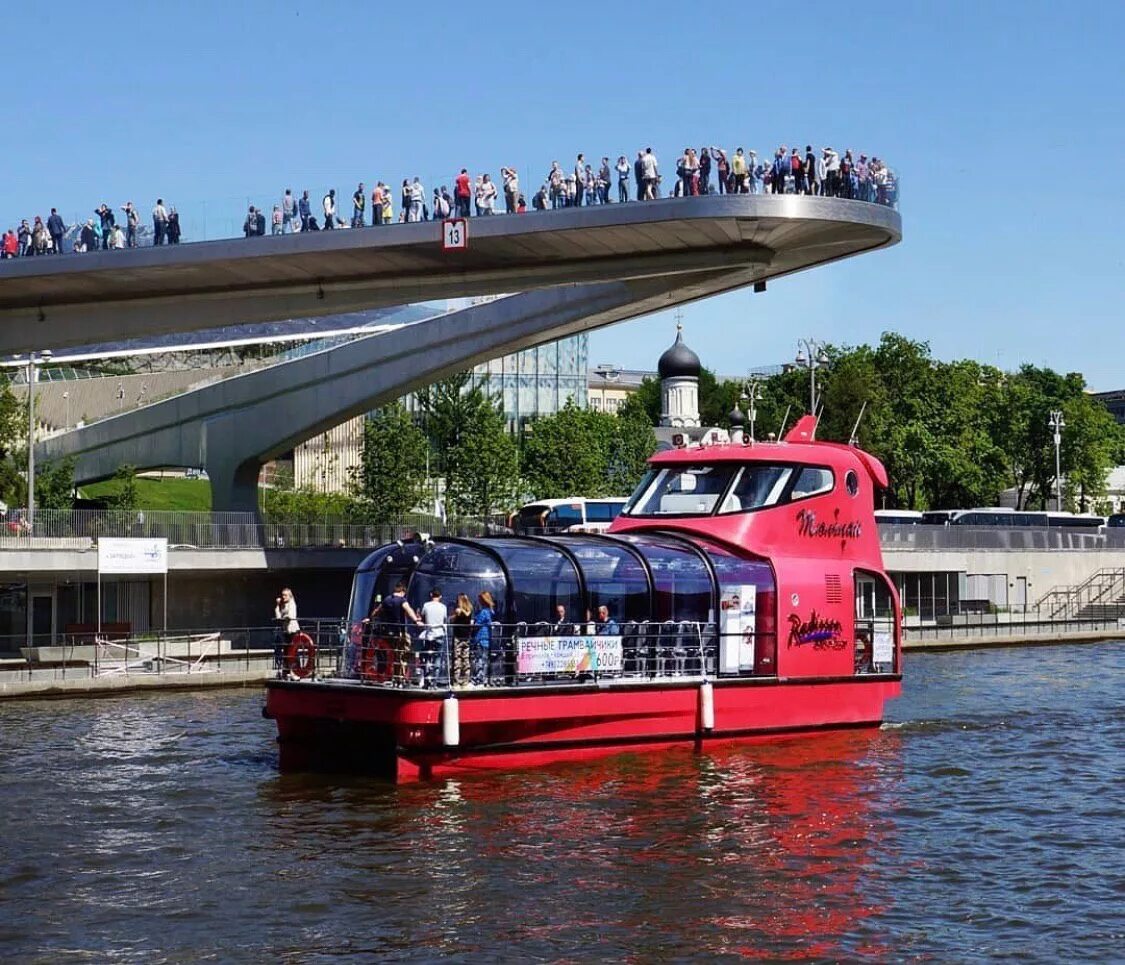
[82,476,212,511]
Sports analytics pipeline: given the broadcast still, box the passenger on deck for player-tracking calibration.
[553,604,575,636]
[596,605,620,636]
[854,629,873,674]
[273,588,299,676]
[471,592,495,685]
[369,582,422,686]
[450,594,473,686]
[419,588,448,688]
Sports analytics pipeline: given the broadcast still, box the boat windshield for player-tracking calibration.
[624,463,798,517]
[624,465,739,516]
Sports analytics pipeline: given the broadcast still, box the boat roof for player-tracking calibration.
[648,415,889,489]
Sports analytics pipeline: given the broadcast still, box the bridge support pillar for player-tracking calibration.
[207,457,263,516]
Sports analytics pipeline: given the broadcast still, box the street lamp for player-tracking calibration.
[63,391,70,430]
[1048,410,1065,512]
[795,338,830,415]
[25,349,52,531]
[740,376,765,442]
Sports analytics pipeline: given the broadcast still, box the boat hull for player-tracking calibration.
[265,675,901,782]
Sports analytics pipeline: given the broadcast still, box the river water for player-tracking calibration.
[1,641,1122,962]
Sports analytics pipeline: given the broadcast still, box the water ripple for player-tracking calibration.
[0,642,1122,961]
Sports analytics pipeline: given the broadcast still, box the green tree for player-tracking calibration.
[521,401,615,499]
[416,371,502,476]
[260,485,360,523]
[445,399,521,518]
[103,464,139,511]
[35,458,76,510]
[606,411,658,495]
[351,403,430,524]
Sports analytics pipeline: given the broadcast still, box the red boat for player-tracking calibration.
[265,415,902,781]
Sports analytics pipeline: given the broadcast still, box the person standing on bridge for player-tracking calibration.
[408,177,425,222]
[641,148,659,200]
[352,182,366,227]
[573,154,587,207]
[298,190,311,231]
[616,156,630,202]
[47,209,66,256]
[282,190,296,232]
[121,202,139,247]
[322,189,337,229]
[454,169,472,218]
[152,199,168,245]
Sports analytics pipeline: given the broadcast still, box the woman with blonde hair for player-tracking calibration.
[273,588,299,676]
[450,593,474,686]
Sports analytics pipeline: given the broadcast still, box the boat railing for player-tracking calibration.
[303,620,781,690]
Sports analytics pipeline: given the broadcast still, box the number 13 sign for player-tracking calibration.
[442,218,468,251]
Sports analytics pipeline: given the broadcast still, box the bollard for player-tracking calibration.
[699,680,715,732]
[442,693,460,747]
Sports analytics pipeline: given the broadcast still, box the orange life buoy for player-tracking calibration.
[285,632,317,679]
[358,635,395,683]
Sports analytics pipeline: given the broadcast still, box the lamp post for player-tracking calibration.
[740,376,765,442]
[794,338,829,415]
[63,390,70,430]
[26,349,51,532]
[1048,409,1065,511]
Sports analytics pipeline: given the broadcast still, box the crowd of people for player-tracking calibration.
[0,200,181,257]
[3,142,896,257]
[356,586,620,689]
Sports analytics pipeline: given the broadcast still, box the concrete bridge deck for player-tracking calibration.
[0,195,900,356]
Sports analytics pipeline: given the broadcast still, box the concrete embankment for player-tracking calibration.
[904,630,1121,653]
[0,668,271,700]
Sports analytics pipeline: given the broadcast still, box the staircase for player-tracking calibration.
[1035,568,1125,621]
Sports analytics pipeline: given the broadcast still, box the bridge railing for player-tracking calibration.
[20,156,899,253]
[0,509,491,549]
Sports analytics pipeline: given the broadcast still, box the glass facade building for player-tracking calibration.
[472,335,588,432]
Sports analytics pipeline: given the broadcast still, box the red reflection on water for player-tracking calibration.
[410,729,903,959]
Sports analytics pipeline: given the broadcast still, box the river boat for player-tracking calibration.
[264,416,902,781]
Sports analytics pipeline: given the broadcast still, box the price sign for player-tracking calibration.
[442,218,468,250]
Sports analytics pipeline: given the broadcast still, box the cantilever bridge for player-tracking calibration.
[18,194,901,512]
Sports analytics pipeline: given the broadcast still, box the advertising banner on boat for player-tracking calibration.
[873,627,894,666]
[719,586,757,673]
[517,635,623,675]
[97,537,168,574]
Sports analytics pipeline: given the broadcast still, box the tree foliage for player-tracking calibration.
[445,395,521,517]
[521,400,656,499]
[102,464,139,511]
[622,332,1124,511]
[350,402,430,524]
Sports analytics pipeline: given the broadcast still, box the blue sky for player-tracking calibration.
[4,1,1123,388]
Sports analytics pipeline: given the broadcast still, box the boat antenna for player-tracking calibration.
[777,404,792,439]
[848,400,868,447]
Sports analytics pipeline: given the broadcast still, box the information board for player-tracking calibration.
[98,537,168,575]
[517,634,622,675]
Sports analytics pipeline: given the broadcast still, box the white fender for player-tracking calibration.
[442,694,460,747]
[699,680,715,732]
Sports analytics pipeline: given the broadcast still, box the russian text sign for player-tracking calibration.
[517,634,622,675]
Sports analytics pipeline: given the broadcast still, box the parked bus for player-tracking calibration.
[511,497,629,535]
[874,509,924,525]
[920,508,1105,528]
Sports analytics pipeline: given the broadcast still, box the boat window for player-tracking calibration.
[614,534,714,623]
[348,542,423,622]
[791,466,835,500]
[717,465,793,514]
[623,465,740,517]
[409,542,508,619]
[698,540,777,676]
[480,539,582,624]
[552,536,650,622]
